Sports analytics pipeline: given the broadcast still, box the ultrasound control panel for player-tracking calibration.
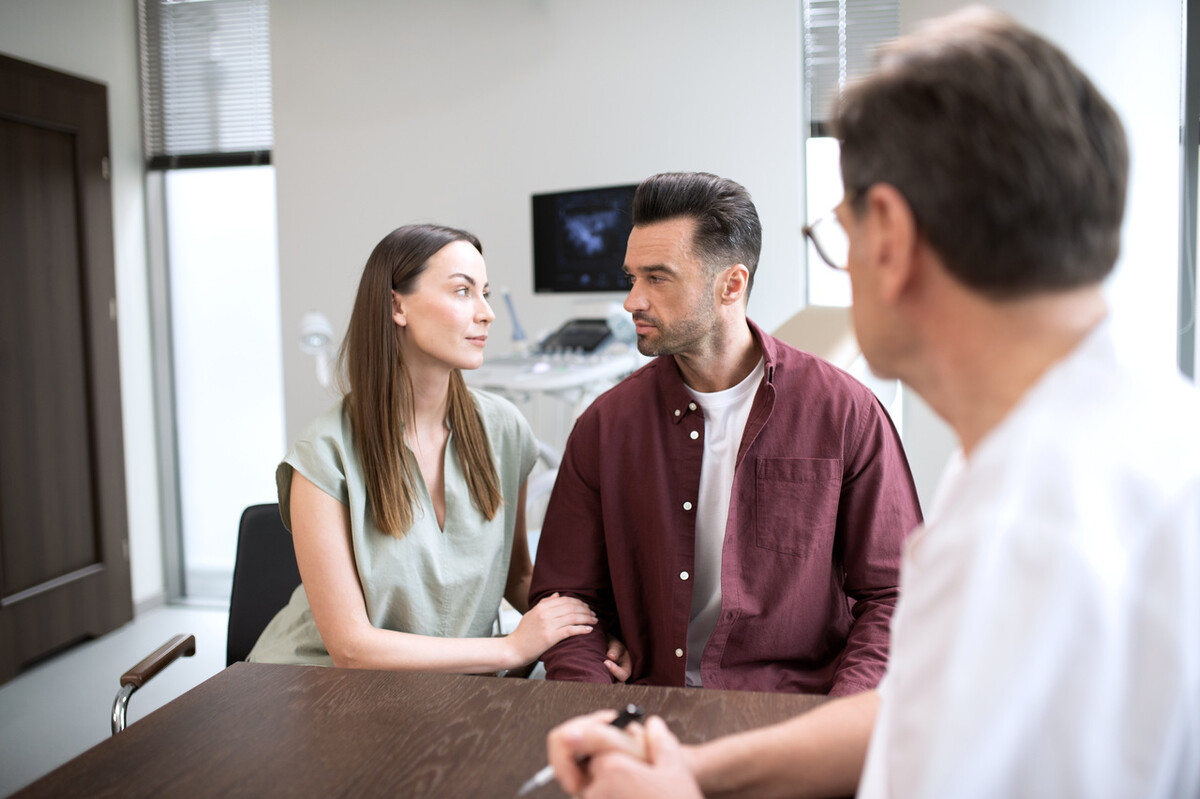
[536,318,612,353]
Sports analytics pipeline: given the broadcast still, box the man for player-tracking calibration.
[546,8,1200,798]
[530,171,922,695]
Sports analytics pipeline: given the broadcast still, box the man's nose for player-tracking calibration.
[623,284,646,313]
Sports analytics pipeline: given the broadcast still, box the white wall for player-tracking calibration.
[0,0,164,606]
[271,0,806,443]
[0,0,1184,579]
[896,0,1185,509]
[274,0,1187,508]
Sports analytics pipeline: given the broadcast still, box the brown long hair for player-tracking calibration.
[338,224,502,537]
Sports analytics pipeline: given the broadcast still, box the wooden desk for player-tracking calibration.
[15,662,828,797]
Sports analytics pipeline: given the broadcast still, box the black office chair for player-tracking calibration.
[111,503,300,733]
[225,502,303,666]
[111,497,546,731]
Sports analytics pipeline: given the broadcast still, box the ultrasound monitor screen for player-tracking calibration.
[532,183,637,293]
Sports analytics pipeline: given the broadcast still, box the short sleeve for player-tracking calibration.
[275,403,353,531]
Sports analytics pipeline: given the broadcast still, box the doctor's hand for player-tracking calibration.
[548,712,702,799]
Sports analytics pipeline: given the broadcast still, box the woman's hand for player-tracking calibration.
[507,593,597,666]
[604,636,632,682]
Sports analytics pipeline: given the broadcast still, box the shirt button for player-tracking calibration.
[680,571,689,580]
[683,501,693,511]
[689,430,699,440]
[674,409,681,417]
[675,648,684,658]
[688,402,697,411]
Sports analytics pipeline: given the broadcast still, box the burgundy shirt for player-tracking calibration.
[530,321,922,695]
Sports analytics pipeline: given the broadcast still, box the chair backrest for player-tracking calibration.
[772,305,859,370]
[226,503,302,666]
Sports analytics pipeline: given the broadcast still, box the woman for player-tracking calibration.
[248,224,598,672]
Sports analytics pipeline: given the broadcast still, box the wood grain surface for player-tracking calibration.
[15,662,828,798]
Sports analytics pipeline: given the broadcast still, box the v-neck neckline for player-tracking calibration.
[405,428,456,533]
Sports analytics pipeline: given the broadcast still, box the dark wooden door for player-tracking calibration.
[0,53,132,683]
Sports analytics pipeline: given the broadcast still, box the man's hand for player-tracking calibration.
[547,712,702,798]
[604,636,632,682]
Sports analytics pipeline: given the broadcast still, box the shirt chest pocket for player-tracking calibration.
[755,457,842,558]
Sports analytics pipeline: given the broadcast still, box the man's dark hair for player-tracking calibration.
[631,172,762,296]
[835,7,1128,298]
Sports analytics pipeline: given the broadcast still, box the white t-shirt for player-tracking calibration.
[858,321,1200,798]
[684,358,765,686]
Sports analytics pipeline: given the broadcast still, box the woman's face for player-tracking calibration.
[392,239,495,374]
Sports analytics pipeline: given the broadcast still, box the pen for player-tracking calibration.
[515,704,646,796]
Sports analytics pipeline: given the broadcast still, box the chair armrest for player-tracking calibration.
[120,634,196,688]
[111,634,196,735]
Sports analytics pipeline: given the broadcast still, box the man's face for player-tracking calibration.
[622,217,720,358]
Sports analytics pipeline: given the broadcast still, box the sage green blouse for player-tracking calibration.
[247,388,538,666]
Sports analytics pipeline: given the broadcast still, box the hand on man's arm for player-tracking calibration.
[529,412,623,683]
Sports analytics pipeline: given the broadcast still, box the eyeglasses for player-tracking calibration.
[802,211,850,272]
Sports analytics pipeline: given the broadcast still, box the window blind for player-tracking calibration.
[802,0,898,137]
[138,0,273,168]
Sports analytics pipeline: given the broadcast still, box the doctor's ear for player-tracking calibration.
[864,184,920,302]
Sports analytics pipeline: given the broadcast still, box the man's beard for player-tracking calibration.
[632,310,715,357]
